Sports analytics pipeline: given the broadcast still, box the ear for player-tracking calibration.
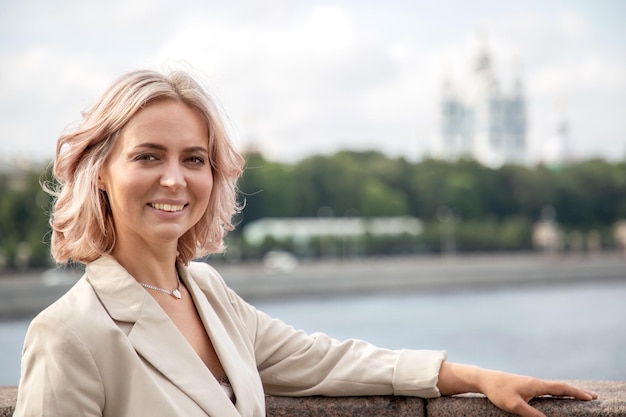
[97,174,106,191]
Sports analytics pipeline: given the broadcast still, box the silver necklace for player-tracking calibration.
[139,272,182,300]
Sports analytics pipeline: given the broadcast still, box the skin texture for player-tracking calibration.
[99,98,213,288]
[437,362,598,417]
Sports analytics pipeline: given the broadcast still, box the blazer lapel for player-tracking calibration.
[86,256,240,417]
[180,264,265,417]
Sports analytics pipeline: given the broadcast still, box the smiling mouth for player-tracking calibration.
[149,203,186,212]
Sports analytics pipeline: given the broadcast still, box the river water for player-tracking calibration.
[2,280,625,386]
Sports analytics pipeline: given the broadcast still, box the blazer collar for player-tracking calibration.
[181,266,265,416]
[86,255,146,322]
[86,256,241,417]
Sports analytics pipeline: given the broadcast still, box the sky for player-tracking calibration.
[1,0,625,165]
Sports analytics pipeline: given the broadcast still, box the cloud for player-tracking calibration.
[0,46,113,161]
[154,5,427,161]
[1,0,624,164]
[456,6,626,161]
[558,9,590,41]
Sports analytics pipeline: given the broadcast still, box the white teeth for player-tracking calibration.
[151,203,184,212]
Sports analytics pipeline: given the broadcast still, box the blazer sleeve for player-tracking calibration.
[14,313,104,417]
[216,273,446,398]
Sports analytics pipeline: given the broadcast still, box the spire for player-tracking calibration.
[472,27,492,75]
[541,99,571,168]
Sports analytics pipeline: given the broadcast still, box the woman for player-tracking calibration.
[14,69,596,417]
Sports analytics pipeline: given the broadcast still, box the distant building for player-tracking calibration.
[532,220,561,255]
[243,216,423,245]
[532,206,561,255]
[243,216,423,258]
[435,43,526,168]
[539,103,573,168]
[615,221,626,256]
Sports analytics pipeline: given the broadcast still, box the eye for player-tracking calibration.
[186,156,206,165]
[135,153,158,162]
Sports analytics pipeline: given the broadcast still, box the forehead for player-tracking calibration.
[118,99,209,147]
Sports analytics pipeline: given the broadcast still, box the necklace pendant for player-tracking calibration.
[172,289,182,300]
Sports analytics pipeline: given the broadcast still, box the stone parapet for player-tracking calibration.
[1,381,624,416]
[266,395,425,416]
[426,380,625,417]
[0,387,16,417]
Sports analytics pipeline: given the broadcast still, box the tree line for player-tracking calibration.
[235,151,626,258]
[1,151,625,269]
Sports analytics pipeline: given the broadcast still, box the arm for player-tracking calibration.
[223,282,446,396]
[437,362,597,417]
[14,314,104,417]
[194,263,444,396]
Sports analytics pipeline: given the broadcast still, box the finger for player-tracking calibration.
[541,381,598,400]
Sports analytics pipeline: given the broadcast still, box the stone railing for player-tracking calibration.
[2,381,624,416]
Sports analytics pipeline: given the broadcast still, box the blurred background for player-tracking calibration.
[1,0,625,386]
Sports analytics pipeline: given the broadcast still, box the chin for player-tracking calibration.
[149,227,190,243]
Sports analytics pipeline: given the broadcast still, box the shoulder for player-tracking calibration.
[185,261,248,309]
[187,260,223,281]
[18,277,107,414]
[33,276,100,325]
[26,275,114,349]
[22,277,105,378]
[186,261,230,292]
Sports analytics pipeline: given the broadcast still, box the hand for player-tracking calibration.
[437,362,598,417]
[478,370,598,417]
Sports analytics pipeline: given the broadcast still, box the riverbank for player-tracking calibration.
[1,252,625,319]
[222,251,626,300]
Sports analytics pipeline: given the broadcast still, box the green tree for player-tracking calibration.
[553,159,621,228]
[358,178,408,217]
[238,152,297,227]
[0,165,53,269]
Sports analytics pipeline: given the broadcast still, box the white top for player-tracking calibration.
[218,376,235,403]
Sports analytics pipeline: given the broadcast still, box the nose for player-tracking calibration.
[160,161,186,190]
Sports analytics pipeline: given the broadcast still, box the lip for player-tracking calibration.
[147,199,188,213]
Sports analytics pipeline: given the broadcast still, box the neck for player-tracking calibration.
[110,242,180,288]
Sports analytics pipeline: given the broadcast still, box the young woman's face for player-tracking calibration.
[99,99,213,252]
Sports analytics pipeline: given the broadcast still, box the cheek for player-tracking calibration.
[106,173,149,209]
[194,171,214,200]
[187,180,213,227]
[198,177,214,207]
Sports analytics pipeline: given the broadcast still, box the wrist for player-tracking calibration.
[438,362,487,395]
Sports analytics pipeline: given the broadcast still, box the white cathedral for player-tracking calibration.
[434,44,527,168]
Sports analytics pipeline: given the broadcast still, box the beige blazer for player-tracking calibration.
[14,256,445,416]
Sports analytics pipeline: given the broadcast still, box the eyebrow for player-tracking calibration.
[132,142,209,154]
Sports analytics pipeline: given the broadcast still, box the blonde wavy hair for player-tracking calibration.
[48,69,245,265]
